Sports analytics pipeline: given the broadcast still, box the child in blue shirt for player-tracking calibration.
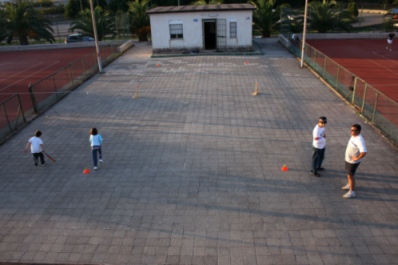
[89,128,103,170]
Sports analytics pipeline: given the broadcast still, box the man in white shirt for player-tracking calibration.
[342,124,367,198]
[311,117,327,177]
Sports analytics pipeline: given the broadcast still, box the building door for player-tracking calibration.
[203,19,216,50]
[216,19,227,51]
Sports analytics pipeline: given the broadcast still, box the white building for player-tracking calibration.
[147,4,256,53]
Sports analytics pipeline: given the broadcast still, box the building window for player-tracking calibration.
[170,24,183,39]
[230,22,237,38]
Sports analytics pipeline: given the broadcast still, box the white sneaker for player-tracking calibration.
[99,159,103,163]
[343,191,355,199]
[94,166,98,170]
[341,184,350,190]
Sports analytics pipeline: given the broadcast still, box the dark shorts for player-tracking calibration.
[345,162,360,176]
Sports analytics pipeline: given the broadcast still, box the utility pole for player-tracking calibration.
[300,0,308,69]
[89,0,102,73]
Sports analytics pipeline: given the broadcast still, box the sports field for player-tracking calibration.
[307,39,398,103]
[0,47,96,109]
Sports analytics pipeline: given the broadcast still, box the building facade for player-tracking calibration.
[147,4,255,53]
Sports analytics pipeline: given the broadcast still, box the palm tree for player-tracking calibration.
[69,6,116,41]
[308,1,354,33]
[250,0,283,38]
[0,1,54,45]
[128,0,150,42]
[0,8,7,44]
[192,0,223,4]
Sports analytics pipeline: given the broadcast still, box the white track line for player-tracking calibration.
[0,62,43,82]
[371,51,398,64]
[0,61,60,92]
[365,58,398,76]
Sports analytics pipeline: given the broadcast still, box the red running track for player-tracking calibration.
[0,47,97,109]
[307,39,398,103]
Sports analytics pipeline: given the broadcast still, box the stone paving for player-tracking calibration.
[0,39,397,265]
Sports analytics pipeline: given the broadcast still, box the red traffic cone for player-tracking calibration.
[156,63,161,67]
[281,165,289,172]
[83,168,90,174]
[245,61,249,65]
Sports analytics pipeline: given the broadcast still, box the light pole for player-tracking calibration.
[300,0,308,68]
[89,0,102,73]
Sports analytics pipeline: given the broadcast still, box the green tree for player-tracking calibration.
[64,0,108,19]
[68,6,116,40]
[108,0,130,13]
[308,1,354,33]
[347,0,358,18]
[250,0,284,38]
[128,0,150,41]
[0,1,54,45]
[191,0,223,4]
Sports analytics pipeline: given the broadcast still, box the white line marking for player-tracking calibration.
[365,59,398,76]
[0,61,60,92]
[371,51,398,64]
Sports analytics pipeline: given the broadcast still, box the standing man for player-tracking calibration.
[387,31,395,51]
[311,117,327,177]
[342,124,367,199]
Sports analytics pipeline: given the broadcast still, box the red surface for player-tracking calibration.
[0,47,95,105]
[307,39,398,103]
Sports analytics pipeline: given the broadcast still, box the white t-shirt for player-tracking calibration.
[29,136,43,153]
[345,134,367,164]
[313,125,326,149]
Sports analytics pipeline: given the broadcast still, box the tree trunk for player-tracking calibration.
[262,30,271,38]
[19,35,29,45]
[138,33,148,42]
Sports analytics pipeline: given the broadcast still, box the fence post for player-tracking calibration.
[2,103,12,133]
[69,65,74,86]
[82,57,87,79]
[335,66,340,90]
[323,56,327,77]
[372,92,379,123]
[52,75,58,99]
[17,94,26,123]
[28,82,38,113]
[351,77,357,105]
[361,83,368,113]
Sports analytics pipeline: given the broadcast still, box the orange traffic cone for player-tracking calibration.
[83,168,90,174]
[156,63,161,67]
[281,165,289,172]
[245,61,249,65]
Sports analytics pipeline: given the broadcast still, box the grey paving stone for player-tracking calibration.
[0,39,397,265]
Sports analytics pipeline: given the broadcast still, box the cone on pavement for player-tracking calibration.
[83,168,90,174]
[281,165,289,171]
[252,80,259,96]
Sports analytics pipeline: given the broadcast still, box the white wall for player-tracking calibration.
[149,10,253,50]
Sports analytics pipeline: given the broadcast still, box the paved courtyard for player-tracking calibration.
[0,39,397,265]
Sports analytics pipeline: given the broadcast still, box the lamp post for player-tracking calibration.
[89,0,102,73]
[300,0,308,68]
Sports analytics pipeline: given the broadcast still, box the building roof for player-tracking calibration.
[147,4,256,15]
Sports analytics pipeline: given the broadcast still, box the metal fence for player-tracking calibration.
[0,41,125,144]
[286,35,398,146]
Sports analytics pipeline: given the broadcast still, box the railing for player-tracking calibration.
[0,40,127,144]
[0,95,26,142]
[284,34,398,146]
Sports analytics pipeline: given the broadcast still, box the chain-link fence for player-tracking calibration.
[0,40,130,144]
[282,35,398,146]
